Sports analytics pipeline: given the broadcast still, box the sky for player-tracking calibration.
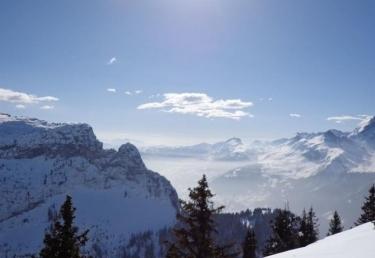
[0,0,374,146]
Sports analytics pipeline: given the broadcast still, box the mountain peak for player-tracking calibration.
[323,129,348,140]
[225,137,243,145]
[350,116,375,142]
[117,143,146,169]
[356,116,375,133]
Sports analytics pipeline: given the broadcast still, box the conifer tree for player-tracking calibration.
[242,228,257,258]
[305,207,319,244]
[165,243,180,258]
[356,184,375,225]
[299,207,319,247]
[166,175,237,258]
[298,209,309,247]
[263,209,300,256]
[40,195,89,258]
[327,210,343,236]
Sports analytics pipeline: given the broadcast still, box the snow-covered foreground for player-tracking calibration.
[0,187,176,256]
[266,222,375,258]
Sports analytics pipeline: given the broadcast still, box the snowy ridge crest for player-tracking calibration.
[0,114,103,159]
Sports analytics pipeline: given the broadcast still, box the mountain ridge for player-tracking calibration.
[0,114,178,257]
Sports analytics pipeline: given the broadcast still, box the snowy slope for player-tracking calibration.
[253,128,371,179]
[0,114,178,257]
[266,222,375,258]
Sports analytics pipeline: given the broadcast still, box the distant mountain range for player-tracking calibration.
[142,116,375,234]
[141,137,254,161]
[0,113,178,257]
[142,116,375,175]
[142,116,375,178]
[212,116,375,234]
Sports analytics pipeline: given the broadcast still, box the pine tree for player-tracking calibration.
[356,184,375,225]
[298,209,308,247]
[327,210,343,236]
[263,209,300,256]
[242,228,257,258]
[306,207,319,244]
[298,207,319,247]
[40,195,89,258]
[166,175,237,258]
[165,244,179,258]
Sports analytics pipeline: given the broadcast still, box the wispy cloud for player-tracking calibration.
[138,92,253,120]
[258,97,273,102]
[125,90,143,96]
[40,105,54,110]
[0,88,59,107]
[289,113,301,118]
[326,115,370,124]
[107,88,117,93]
[15,104,26,109]
[107,57,117,65]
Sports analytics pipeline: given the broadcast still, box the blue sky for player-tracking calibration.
[0,0,374,145]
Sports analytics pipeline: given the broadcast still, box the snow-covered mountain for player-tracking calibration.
[211,116,375,234]
[266,222,375,258]
[139,115,375,234]
[141,137,252,161]
[141,117,375,166]
[216,116,375,179]
[0,114,178,257]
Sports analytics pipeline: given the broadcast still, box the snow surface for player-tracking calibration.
[266,222,375,258]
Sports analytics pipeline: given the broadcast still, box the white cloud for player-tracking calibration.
[327,115,371,124]
[125,90,143,96]
[107,57,117,65]
[268,97,273,101]
[15,104,26,109]
[0,88,59,105]
[107,88,117,93]
[138,92,253,120]
[289,113,302,118]
[40,105,54,110]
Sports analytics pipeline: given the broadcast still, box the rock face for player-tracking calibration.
[0,114,178,257]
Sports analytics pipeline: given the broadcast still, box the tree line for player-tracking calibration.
[37,178,375,258]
